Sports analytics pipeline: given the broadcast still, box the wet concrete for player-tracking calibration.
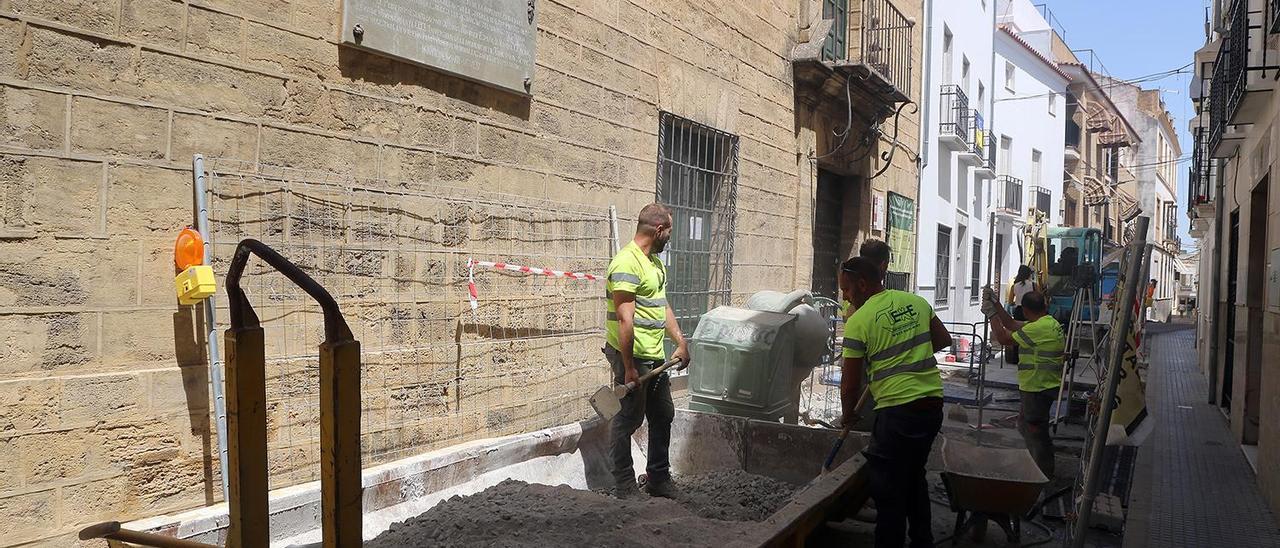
[365,470,799,547]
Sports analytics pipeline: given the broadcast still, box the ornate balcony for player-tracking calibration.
[793,0,915,109]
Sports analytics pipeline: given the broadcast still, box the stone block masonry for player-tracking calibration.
[0,0,864,545]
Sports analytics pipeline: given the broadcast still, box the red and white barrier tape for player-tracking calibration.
[467,258,601,310]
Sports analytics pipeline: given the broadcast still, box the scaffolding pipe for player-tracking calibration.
[192,154,230,503]
[609,204,621,254]
[1070,215,1149,548]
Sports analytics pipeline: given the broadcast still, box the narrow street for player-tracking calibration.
[1124,323,1280,547]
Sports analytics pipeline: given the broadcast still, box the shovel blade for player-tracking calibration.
[589,385,622,420]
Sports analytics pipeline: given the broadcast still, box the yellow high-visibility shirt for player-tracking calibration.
[605,241,668,360]
[842,290,943,410]
[1012,315,1065,392]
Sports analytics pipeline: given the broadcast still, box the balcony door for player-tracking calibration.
[942,27,953,84]
[999,136,1012,175]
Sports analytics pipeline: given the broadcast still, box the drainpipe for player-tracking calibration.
[913,0,935,291]
[1206,155,1227,404]
[919,0,935,170]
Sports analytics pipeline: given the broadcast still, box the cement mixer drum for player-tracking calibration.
[744,289,830,371]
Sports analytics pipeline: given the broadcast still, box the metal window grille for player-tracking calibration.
[200,159,615,489]
[970,239,982,303]
[936,226,951,305]
[656,112,739,342]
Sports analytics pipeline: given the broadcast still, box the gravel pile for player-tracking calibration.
[366,470,798,547]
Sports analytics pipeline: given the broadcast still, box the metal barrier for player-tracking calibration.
[940,321,993,376]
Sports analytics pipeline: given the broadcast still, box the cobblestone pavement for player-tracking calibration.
[1123,323,1280,547]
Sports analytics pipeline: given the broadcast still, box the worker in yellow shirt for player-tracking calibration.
[840,257,952,548]
[605,203,690,499]
[983,287,1064,479]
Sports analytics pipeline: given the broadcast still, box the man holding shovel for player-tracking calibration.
[840,257,951,548]
[605,203,690,499]
[982,287,1063,480]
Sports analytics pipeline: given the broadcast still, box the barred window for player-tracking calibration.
[971,239,982,303]
[936,225,952,306]
[656,112,739,342]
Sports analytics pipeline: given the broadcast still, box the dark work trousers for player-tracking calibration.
[1019,387,1057,479]
[604,346,674,487]
[865,397,943,548]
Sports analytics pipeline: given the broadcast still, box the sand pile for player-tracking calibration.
[367,471,798,547]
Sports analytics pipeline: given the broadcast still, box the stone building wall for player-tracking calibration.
[0,0,863,545]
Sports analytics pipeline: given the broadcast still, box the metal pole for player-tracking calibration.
[609,204,621,254]
[1070,216,1149,548]
[976,0,998,440]
[192,154,230,503]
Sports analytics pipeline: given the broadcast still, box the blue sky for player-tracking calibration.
[1041,0,1207,242]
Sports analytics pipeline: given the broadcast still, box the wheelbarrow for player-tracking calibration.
[939,437,1049,545]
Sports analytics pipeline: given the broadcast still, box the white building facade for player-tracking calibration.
[990,2,1069,297]
[916,0,1066,327]
[917,0,997,325]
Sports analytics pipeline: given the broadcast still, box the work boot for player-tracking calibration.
[612,480,641,500]
[644,478,678,499]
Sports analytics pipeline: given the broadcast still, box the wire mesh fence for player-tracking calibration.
[201,158,614,489]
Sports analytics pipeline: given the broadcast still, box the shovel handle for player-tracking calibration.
[623,357,683,393]
[823,388,870,472]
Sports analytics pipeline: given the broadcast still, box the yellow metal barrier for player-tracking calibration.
[83,239,362,548]
[224,239,362,548]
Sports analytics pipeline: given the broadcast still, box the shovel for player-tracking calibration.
[590,357,683,420]
[822,387,870,473]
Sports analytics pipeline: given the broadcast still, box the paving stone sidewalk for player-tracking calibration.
[1123,323,1280,547]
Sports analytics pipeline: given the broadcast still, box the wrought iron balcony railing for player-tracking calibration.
[940,84,971,145]
[1271,0,1280,34]
[1189,126,1214,209]
[1065,118,1082,156]
[1210,0,1247,150]
[823,0,914,98]
[1030,185,1053,217]
[995,175,1023,213]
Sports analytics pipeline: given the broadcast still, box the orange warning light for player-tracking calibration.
[174,227,205,270]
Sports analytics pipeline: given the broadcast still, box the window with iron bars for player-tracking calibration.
[936,225,952,306]
[656,112,739,346]
[970,239,982,303]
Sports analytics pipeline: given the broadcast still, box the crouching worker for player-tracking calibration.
[839,257,952,548]
[982,287,1063,479]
